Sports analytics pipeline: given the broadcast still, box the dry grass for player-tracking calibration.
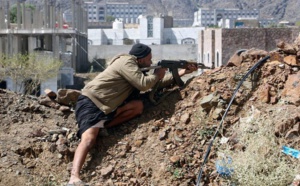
[218,106,300,186]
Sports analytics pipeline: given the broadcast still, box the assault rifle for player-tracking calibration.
[141,60,210,87]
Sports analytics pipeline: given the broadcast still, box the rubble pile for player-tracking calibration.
[0,38,299,186]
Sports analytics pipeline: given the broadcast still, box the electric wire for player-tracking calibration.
[69,32,106,70]
[195,55,270,186]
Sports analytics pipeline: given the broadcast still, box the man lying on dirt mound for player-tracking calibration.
[67,43,197,185]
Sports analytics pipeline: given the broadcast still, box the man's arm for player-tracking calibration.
[118,60,165,91]
[141,60,204,87]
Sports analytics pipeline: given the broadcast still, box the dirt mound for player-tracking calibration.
[0,41,299,186]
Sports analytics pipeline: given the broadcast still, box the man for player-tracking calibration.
[67,43,196,185]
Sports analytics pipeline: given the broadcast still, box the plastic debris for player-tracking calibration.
[215,157,234,176]
[220,137,229,144]
[282,146,300,159]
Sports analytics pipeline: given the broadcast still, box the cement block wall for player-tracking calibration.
[220,28,267,66]
[202,28,300,67]
[264,28,300,50]
[221,28,300,65]
[88,44,198,64]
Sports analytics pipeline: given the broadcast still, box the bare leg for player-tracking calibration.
[68,100,143,184]
[105,100,143,128]
[68,127,100,184]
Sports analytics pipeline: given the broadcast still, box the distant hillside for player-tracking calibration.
[141,0,300,22]
[4,0,300,23]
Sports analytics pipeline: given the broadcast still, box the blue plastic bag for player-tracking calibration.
[215,157,234,176]
[282,146,300,159]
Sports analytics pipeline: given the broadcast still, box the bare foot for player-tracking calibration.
[68,175,82,184]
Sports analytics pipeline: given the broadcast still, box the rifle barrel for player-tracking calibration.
[140,66,162,71]
[140,62,210,71]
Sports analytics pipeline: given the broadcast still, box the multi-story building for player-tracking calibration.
[84,1,106,23]
[83,1,147,24]
[0,0,88,94]
[193,8,260,28]
[106,2,147,24]
[259,18,279,28]
[173,19,194,27]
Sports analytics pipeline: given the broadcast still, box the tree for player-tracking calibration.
[106,15,115,22]
[10,3,35,23]
[0,53,62,95]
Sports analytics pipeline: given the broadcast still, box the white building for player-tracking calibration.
[88,15,204,45]
[83,1,147,24]
[193,8,260,28]
[259,18,278,28]
[84,1,106,23]
[106,2,147,24]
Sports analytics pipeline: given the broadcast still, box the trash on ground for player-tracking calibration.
[282,146,300,159]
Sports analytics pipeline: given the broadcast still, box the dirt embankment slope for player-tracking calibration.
[0,39,299,186]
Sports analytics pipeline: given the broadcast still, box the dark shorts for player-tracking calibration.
[75,95,115,138]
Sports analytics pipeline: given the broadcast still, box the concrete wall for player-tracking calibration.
[5,76,57,96]
[201,28,300,66]
[88,44,198,63]
[264,28,300,50]
[220,28,300,65]
[163,27,204,44]
[40,77,58,95]
[219,28,267,66]
[202,29,215,68]
[215,29,222,68]
[152,17,163,45]
[198,30,204,63]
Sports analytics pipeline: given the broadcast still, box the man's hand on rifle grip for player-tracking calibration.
[154,68,167,80]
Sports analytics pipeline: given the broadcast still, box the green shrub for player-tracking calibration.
[0,53,62,95]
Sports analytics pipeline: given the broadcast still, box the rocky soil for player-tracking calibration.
[0,38,300,186]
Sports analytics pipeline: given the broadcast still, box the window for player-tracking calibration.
[166,38,171,44]
[147,16,153,37]
[182,38,195,44]
[216,52,219,67]
[207,53,210,64]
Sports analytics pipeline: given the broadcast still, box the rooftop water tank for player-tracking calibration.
[113,19,124,29]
